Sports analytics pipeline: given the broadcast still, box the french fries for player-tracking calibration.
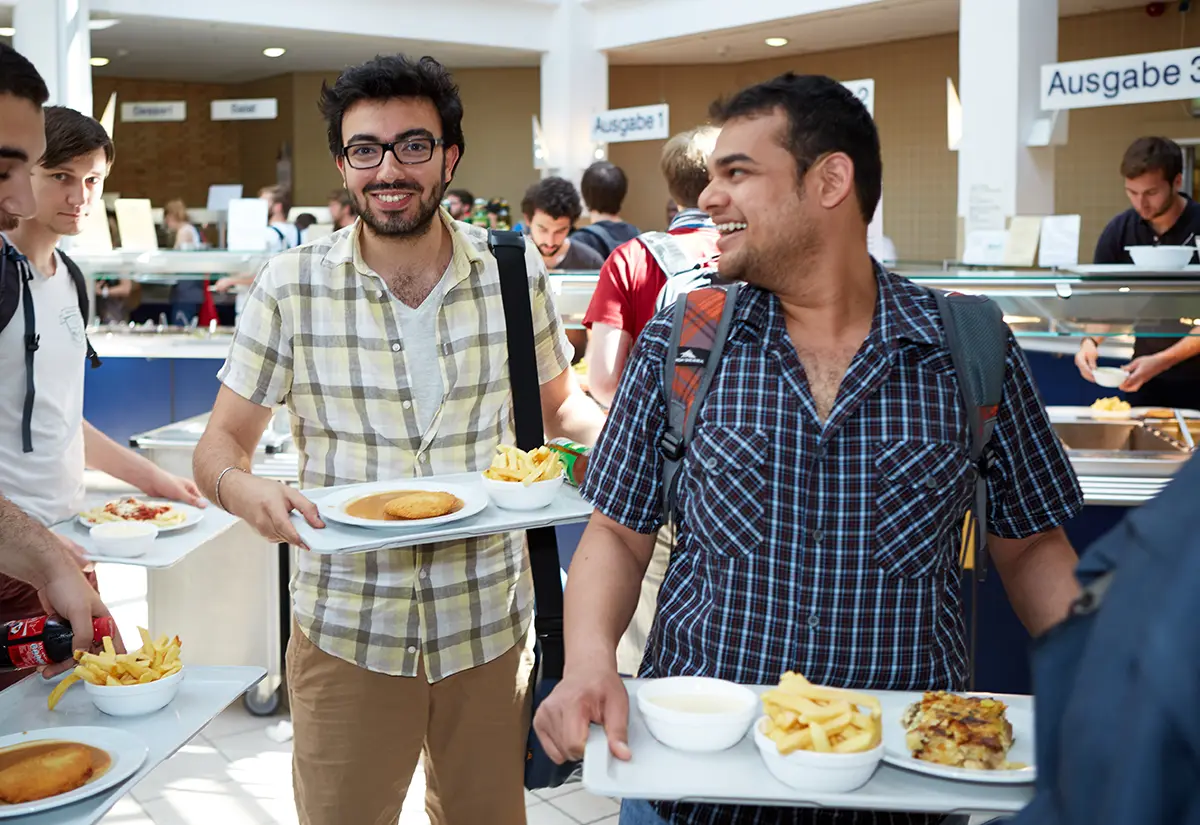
[47,627,183,711]
[760,672,882,755]
[483,445,563,486]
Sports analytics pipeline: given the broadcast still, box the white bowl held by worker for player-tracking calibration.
[1125,245,1194,270]
[636,677,758,752]
[753,716,884,793]
[480,474,562,511]
[1091,367,1127,389]
[89,522,159,557]
[84,667,183,717]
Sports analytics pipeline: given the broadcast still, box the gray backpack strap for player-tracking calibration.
[577,223,620,255]
[931,288,1008,582]
[659,283,744,525]
[639,231,695,278]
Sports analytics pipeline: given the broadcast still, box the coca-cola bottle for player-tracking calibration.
[0,615,116,672]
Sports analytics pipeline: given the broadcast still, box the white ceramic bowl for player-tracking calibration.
[1091,367,1127,389]
[636,677,758,752]
[480,474,562,511]
[1125,245,1194,270]
[753,716,883,793]
[84,667,183,717]
[89,522,159,557]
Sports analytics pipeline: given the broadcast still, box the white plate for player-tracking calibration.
[878,692,1036,785]
[0,726,148,817]
[77,501,204,533]
[319,480,488,530]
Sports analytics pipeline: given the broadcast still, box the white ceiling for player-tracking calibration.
[0,0,1167,79]
[607,0,1156,65]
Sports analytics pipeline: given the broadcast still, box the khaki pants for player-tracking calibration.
[287,622,535,825]
[616,524,674,676]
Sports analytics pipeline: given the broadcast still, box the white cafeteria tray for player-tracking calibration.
[583,681,1035,815]
[0,665,265,825]
[290,472,594,553]
[1045,405,1200,422]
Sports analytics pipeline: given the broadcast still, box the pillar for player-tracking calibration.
[14,0,93,117]
[539,1,608,188]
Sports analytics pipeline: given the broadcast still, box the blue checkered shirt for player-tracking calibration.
[582,269,1084,825]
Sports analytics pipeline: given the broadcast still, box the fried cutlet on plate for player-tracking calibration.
[901,691,1014,770]
[0,743,95,804]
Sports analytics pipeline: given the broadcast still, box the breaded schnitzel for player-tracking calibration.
[0,743,94,804]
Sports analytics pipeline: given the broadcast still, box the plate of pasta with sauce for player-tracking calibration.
[77,497,202,533]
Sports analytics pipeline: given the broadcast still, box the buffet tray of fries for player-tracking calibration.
[290,469,593,554]
[583,680,1036,815]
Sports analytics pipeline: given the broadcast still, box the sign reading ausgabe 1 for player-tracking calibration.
[120,101,186,123]
[211,98,279,121]
[1041,47,1200,110]
[591,104,669,144]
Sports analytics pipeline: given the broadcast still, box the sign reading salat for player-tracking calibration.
[591,104,669,144]
[1041,48,1200,110]
[843,79,874,118]
[120,101,186,123]
[211,98,279,121]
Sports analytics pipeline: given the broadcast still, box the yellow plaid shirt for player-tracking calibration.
[217,212,572,680]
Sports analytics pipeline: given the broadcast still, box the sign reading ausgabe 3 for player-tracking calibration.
[1041,47,1200,110]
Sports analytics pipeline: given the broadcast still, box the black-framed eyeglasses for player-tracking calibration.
[342,137,445,169]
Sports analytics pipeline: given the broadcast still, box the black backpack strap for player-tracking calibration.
[489,229,564,680]
[19,256,37,455]
[577,223,619,256]
[931,289,1007,582]
[59,250,101,369]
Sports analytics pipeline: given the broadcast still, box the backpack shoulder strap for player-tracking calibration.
[639,231,697,280]
[58,250,101,369]
[577,223,619,255]
[659,283,743,524]
[931,288,1007,580]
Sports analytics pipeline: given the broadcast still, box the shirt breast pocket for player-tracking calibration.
[873,440,973,579]
[682,428,767,559]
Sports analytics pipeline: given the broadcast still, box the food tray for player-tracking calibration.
[583,681,1035,815]
[290,472,593,553]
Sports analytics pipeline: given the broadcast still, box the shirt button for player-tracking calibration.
[418,454,428,463]
[924,476,938,489]
[807,614,820,629]
[703,457,718,471]
[391,343,401,353]
[376,289,385,299]
[811,529,825,543]
[403,400,413,410]
[407,645,417,654]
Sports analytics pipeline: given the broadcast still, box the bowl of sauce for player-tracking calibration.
[636,676,758,752]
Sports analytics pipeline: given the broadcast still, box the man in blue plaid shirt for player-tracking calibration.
[533,73,1085,825]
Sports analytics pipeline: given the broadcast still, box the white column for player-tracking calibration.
[957,0,1057,238]
[539,0,607,187]
[13,0,93,116]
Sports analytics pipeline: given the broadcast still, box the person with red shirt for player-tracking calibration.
[581,126,720,675]
[584,126,720,408]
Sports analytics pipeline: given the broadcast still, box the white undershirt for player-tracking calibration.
[0,247,86,525]
[394,267,450,434]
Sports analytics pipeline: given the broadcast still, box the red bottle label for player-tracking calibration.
[9,642,50,668]
[6,616,47,642]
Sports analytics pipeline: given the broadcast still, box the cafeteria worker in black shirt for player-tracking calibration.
[1076,136,1200,409]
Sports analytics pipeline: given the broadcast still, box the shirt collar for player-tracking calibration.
[323,207,482,288]
[669,208,714,231]
[730,261,942,349]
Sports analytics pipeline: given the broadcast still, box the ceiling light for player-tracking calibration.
[0,28,14,38]
[765,37,788,47]
[89,57,110,67]
[88,19,120,30]
[262,47,286,58]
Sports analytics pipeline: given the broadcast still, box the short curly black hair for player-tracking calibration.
[529,177,583,224]
[319,54,465,174]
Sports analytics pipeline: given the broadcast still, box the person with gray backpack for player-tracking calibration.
[535,73,1085,825]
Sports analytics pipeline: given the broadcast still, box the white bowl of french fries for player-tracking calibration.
[754,672,884,793]
[48,628,185,717]
[481,445,564,511]
[636,676,758,752]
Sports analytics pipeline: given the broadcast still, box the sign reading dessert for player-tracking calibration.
[211,98,279,121]
[1042,47,1200,110]
[592,104,669,144]
[120,101,186,123]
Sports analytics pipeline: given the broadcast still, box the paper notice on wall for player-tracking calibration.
[1003,216,1043,267]
[69,204,114,253]
[226,198,270,251]
[967,184,1007,234]
[866,199,886,261]
[207,184,244,212]
[962,230,1008,265]
[1038,215,1082,268]
[114,199,158,251]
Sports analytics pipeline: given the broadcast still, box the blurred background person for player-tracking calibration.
[165,198,205,326]
[445,187,474,221]
[573,161,640,260]
[327,189,356,230]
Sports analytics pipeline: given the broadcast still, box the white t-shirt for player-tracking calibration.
[394,267,450,434]
[0,248,86,526]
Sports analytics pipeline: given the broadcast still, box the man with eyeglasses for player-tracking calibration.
[194,54,605,825]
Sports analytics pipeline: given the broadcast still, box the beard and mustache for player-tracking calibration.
[348,159,448,240]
